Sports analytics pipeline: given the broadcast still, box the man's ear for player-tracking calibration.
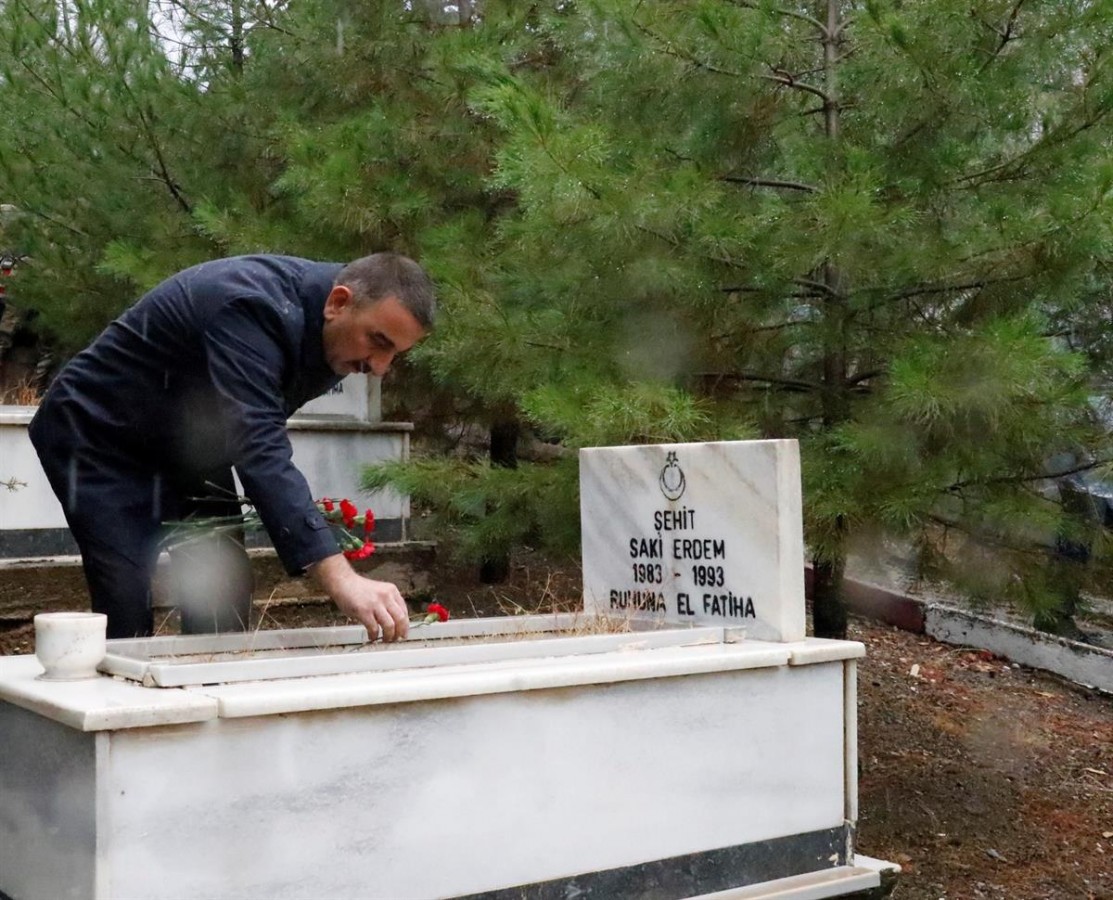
[323,285,353,320]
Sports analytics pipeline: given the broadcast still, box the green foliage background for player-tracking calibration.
[4,0,1113,631]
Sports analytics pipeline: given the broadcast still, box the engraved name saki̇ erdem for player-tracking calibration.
[609,452,756,620]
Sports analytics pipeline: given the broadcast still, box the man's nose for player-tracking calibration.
[370,353,394,377]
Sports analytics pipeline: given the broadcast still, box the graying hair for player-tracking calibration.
[337,252,436,330]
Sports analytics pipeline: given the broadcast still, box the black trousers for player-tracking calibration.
[29,406,253,639]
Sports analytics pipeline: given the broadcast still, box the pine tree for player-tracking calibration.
[0,0,216,345]
[410,0,1113,635]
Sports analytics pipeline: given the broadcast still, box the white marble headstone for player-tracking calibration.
[580,440,806,642]
[295,374,379,421]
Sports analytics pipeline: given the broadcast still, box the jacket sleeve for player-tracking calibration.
[202,295,339,574]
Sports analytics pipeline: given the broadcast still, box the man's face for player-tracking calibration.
[321,286,426,377]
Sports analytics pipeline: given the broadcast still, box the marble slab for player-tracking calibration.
[101,661,847,899]
[188,641,795,719]
[108,622,731,688]
[0,630,862,731]
[0,655,217,732]
[787,638,866,666]
[580,440,807,642]
[687,860,883,899]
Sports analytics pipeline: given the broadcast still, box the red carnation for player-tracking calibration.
[363,509,375,534]
[427,603,449,622]
[343,540,375,561]
[322,498,335,512]
[339,499,358,528]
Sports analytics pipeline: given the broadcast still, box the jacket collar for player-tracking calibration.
[290,261,345,409]
[298,261,344,379]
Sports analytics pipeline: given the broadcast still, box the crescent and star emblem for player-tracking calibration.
[658,451,686,501]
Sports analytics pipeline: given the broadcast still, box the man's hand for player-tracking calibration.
[309,553,409,642]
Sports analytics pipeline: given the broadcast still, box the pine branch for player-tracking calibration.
[954,96,1113,189]
[636,225,746,271]
[539,138,601,201]
[718,284,829,302]
[725,0,826,35]
[794,276,846,300]
[629,19,745,78]
[710,319,814,340]
[977,0,1028,71]
[146,29,204,51]
[760,69,831,104]
[524,340,569,352]
[784,65,828,80]
[14,0,79,59]
[632,13,834,106]
[25,206,89,238]
[12,5,192,217]
[947,457,1113,492]
[718,175,817,193]
[925,513,1053,555]
[846,370,881,386]
[905,297,942,329]
[7,71,185,224]
[249,18,297,38]
[867,274,1030,310]
[119,82,194,216]
[695,371,820,393]
[14,58,103,135]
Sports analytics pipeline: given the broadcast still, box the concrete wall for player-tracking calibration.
[805,566,1113,695]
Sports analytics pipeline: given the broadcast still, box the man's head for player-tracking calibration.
[322,252,435,377]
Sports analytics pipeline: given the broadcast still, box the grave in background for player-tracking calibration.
[0,373,412,558]
[0,439,898,900]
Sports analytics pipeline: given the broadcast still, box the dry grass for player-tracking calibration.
[0,378,40,406]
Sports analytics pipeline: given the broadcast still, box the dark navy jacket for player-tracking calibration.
[32,255,346,573]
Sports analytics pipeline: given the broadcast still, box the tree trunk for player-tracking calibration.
[1039,481,1096,641]
[812,0,850,641]
[479,418,519,584]
[230,0,244,76]
[811,552,847,639]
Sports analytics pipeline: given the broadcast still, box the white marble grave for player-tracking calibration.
[580,439,806,642]
[0,620,877,900]
[0,374,407,557]
[0,435,901,899]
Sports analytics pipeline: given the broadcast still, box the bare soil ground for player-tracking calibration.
[2,552,1110,899]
